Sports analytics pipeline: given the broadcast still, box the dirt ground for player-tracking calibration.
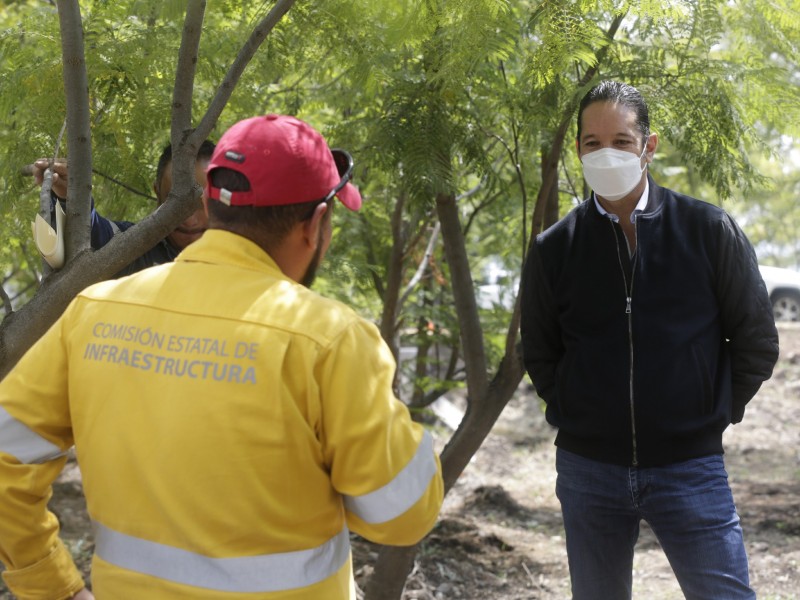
[2,325,800,599]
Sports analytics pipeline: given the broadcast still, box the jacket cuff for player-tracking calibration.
[1,538,85,600]
[731,403,746,424]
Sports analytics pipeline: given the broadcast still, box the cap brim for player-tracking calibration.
[336,181,362,211]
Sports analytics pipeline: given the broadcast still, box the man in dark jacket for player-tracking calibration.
[520,81,778,600]
[32,139,215,276]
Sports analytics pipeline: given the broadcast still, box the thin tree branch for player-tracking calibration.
[38,120,66,221]
[400,212,437,263]
[0,284,12,316]
[56,0,92,264]
[398,221,440,310]
[91,168,157,201]
[559,144,582,202]
[9,279,38,309]
[379,193,407,360]
[36,119,67,278]
[456,177,485,203]
[194,0,297,145]
[477,121,528,251]
[463,189,503,237]
[171,0,205,149]
[18,240,41,293]
[498,59,529,254]
[164,0,207,219]
[436,192,488,397]
[357,212,386,301]
[23,161,158,202]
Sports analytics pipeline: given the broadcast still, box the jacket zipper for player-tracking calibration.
[609,219,638,466]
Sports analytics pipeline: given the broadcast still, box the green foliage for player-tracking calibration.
[729,137,800,268]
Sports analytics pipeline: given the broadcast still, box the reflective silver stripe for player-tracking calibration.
[0,405,66,464]
[344,429,437,524]
[93,521,350,593]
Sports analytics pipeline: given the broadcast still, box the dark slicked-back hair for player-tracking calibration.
[577,81,650,144]
[155,139,217,191]
[206,167,328,250]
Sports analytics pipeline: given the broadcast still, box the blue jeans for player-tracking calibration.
[555,448,755,600]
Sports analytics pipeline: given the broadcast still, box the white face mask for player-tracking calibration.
[581,145,647,202]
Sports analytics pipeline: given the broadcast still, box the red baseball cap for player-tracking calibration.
[205,114,361,210]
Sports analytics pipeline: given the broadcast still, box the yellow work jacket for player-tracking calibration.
[0,230,443,599]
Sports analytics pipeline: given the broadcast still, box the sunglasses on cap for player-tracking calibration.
[323,149,354,203]
[302,149,353,220]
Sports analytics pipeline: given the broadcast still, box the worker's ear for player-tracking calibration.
[302,202,329,250]
[644,132,659,163]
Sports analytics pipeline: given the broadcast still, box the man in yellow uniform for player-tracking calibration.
[0,114,444,599]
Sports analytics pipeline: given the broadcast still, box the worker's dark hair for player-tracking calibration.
[155,139,217,190]
[206,167,329,248]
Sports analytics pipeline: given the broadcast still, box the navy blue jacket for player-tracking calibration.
[51,195,179,277]
[520,177,779,467]
[89,210,179,277]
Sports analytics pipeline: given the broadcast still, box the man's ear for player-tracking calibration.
[152,181,161,204]
[302,202,329,250]
[645,132,659,162]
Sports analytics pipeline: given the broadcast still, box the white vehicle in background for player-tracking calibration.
[759,265,800,322]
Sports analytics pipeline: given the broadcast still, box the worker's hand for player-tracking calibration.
[71,588,95,600]
[32,158,69,200]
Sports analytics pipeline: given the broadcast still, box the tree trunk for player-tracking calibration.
[541,146,560,228]
[364,348,524,598]
[365,193,525,599]
[363,544,419,600]
[380,193,407,365]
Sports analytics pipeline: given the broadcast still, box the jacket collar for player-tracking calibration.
[642,173,665,215]
[175,229,285,277]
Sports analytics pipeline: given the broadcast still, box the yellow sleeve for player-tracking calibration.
[0,310,86,598]
[318,319,444,545]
